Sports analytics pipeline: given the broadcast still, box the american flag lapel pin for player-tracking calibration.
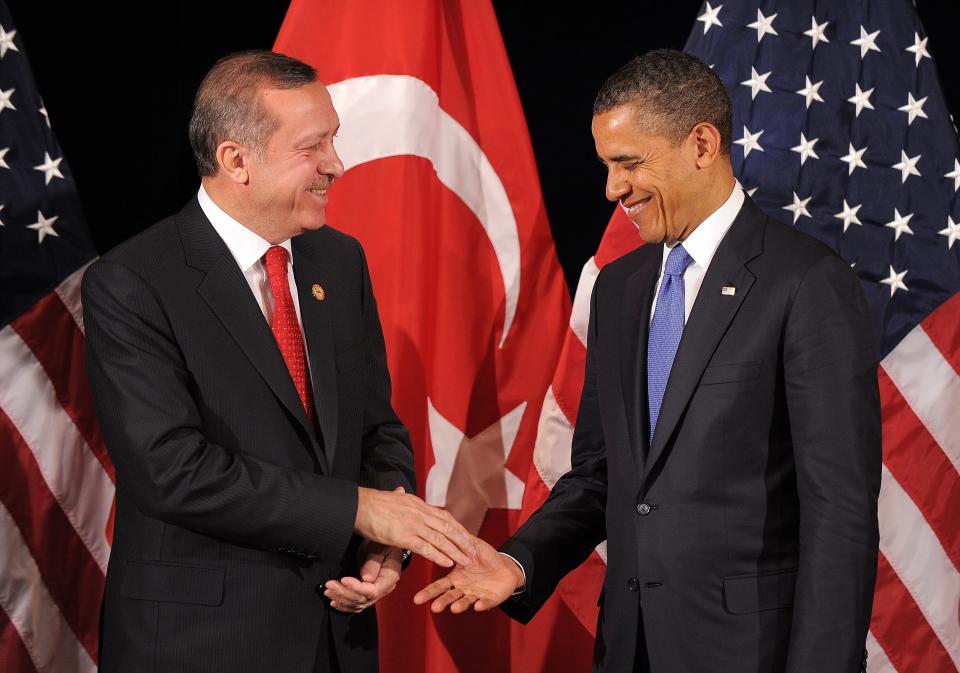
[721,285,736,296]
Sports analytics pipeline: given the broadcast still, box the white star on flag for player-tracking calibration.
[697,2,723,34]
[39,104,50,128]
[898,92,928,126]
[835,199,863,232]
[734,125,764,157]
[840,142,868,175]
[850,25,881,59]
[880,265,909,297]
[747,9,778,42]
[746,187,758,197]
[782,192,812,224]
[0,87,15,114]
[945,158,960,192]
[892,150,921,183]
[34,152,64,185]
[884,209,915,241]
[425,398,527,535]
[0,203,5,227]
[803,17,830,49]
[796,76,824,109]
[791,133,819,165]
[939,216,960,250]
[0,24,18,59]
[27,210,60,243]
[847,84,875,117]
[906,32,931,67]
[741,67,772,100]
[0,146,9,169]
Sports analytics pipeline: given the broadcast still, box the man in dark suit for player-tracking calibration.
[83,50,474,673]
[415,49,881,673]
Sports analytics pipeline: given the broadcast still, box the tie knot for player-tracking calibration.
[663,244,693,277]
[264,245,288,278]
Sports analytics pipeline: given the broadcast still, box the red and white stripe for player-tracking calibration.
[527,208,960,673]
[0,264,114,672]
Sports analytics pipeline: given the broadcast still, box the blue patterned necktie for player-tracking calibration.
[647,244,693,443]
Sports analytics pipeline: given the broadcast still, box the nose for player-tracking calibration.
[322,145,345,180]
[605,171,630,203]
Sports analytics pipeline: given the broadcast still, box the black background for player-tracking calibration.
[8,1,960,292]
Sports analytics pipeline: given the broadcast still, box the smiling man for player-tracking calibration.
[416,49,882,673]
[83,50,475,673]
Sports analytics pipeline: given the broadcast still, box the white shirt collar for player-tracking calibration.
[197,185,293,272]
[663,180,744,270]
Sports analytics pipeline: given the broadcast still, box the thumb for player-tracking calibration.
[360,551,384,583]
[393,486,406,494]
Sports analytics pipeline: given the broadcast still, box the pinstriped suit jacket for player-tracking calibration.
[83,197,413,673]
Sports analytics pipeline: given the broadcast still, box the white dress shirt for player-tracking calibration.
[650,181,745,324]
[197,185,306,332]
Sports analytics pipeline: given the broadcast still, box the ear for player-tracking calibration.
[689,122,722,168]
[215,140,251,184]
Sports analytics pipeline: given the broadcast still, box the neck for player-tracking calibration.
[202,177,287,244]
[679,167,736,241]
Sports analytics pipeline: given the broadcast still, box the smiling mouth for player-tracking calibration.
[622,195,652,216]
[308,181,330,197]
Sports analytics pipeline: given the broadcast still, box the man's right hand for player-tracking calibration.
[412,534,523,613]
[354,487,476,567]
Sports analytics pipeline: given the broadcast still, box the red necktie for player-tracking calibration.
[264,246,315,425]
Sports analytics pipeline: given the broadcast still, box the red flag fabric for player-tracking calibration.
[275,2,586,671]
[519,205,640,649]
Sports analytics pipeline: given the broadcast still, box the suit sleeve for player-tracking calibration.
[499,275,608,623]
[782,254,881,673]
[83,259,359,564]
[354,240,415,495]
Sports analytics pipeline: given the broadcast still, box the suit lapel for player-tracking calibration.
[643,200,765,485]
[291,239,339,469]
[619,248,661,474]
[178,199,328,471]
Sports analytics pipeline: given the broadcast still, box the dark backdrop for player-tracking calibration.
[9,1,960,292]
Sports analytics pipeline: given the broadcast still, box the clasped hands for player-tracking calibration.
[323,486,523,614]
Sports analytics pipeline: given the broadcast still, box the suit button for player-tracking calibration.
[637,503,652,516]
[627,578,640,592]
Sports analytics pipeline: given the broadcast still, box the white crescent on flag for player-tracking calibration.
[328,75,521,347]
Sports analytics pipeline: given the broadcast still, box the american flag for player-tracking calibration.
[526,1,960,672]
[0,3,112,672]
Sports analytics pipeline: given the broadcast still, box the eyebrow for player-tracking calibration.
[597,154,641,164]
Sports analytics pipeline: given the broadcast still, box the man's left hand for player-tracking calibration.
[324,540,403,613]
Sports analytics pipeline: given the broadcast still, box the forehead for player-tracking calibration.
[259,81,339,137]
[591,105,673,156]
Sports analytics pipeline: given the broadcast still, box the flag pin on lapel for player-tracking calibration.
[721,285,736,296]
[311,284,326,301]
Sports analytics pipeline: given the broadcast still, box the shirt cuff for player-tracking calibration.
[498,552,526,595]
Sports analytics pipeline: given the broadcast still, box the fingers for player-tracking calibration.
[422,509,477,560]
[413,577,452,605]
[431,588,467,613]
[414,526,471,567]
[449,594,480,614]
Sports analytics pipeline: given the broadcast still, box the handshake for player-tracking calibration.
[320,486,524,615]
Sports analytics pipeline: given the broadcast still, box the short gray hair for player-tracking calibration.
[188,50,317,177]
[594,49,732,154]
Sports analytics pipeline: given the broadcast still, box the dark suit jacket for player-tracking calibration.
[501,198,881,673]
[83,198,414,673]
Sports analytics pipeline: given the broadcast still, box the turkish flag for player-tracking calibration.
[519,204,641,663]
[275,2,589,671]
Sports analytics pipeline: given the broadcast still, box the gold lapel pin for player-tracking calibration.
[311,284,326,301]
[721,285,736,296]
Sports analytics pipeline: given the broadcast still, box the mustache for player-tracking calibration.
[308,176,335,191]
